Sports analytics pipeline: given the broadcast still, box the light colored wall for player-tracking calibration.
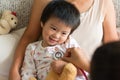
[113,0,120,27]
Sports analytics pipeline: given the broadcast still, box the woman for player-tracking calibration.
[9,0,119,80]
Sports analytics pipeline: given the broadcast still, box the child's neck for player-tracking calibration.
[41,40,48,48]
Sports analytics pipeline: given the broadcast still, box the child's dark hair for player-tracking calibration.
[41,0,80,34]
[90,41,120,80]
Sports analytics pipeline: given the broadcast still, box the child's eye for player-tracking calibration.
[51,27,56,31]
[62,32,67,35]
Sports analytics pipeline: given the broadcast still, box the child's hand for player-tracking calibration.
[51,60,67,74]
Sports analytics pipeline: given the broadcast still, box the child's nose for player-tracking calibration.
[53,32,61,39]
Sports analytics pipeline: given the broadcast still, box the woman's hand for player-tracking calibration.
[63,47,90,72]
[51,60,67,74]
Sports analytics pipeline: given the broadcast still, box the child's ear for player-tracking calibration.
[40,22,43,28]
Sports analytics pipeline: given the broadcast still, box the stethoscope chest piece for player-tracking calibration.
[53,51,63,60]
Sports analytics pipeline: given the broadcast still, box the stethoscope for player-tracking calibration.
[53,51,64,60]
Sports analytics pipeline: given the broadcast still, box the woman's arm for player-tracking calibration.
[103,0,119,43]
[9,0,51,80]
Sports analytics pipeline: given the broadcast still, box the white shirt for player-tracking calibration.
[72,0,106,60]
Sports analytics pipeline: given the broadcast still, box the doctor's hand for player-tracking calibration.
[63,47,90,72]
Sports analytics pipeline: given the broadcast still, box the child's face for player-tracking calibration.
[41,17,72,47]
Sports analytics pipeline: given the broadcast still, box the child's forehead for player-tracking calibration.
[48,16,72,27]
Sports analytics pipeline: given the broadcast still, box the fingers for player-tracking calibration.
[64,48,71,57]
[62,56,70,62]
[65,47,81,56]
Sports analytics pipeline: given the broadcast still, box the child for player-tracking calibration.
[90,41,120,80]
[21,1,83,80]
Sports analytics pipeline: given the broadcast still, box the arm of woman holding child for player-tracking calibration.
[9,0,51,80]
[103,0,119,43]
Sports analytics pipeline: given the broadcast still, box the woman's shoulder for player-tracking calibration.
[100,0,114,9]
[94,0,114,17]
[102,0,115,16]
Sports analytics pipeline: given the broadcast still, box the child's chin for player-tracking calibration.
[49,43,57,46]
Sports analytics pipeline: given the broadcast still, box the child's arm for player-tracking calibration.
[21,44,37,80]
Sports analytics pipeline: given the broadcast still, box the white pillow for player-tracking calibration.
[0,27,26,80]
